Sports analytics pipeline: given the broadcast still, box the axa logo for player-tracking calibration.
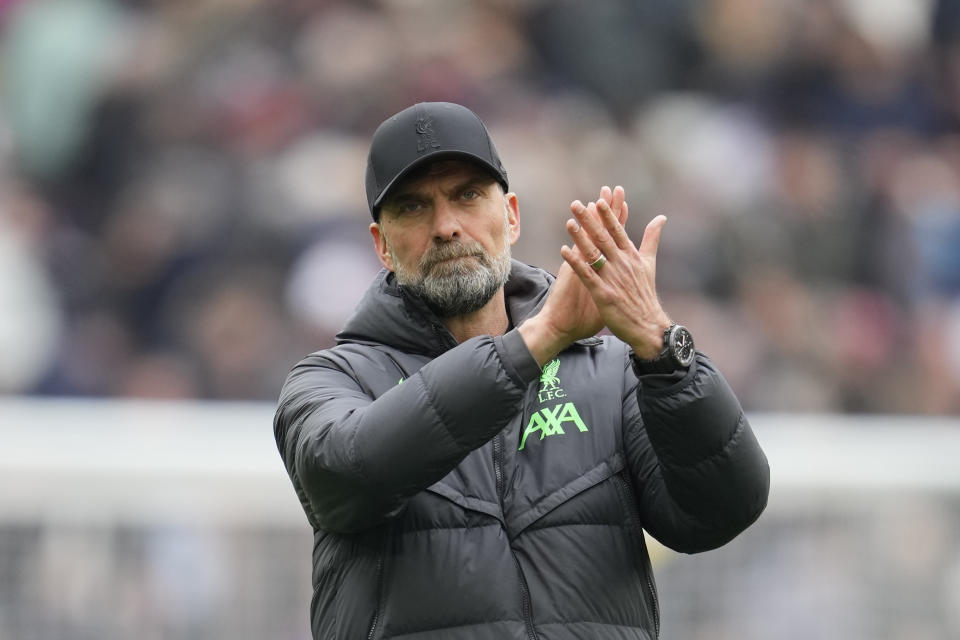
[415,116,440,152]
[520,358,590,451]
[519,403,588,451]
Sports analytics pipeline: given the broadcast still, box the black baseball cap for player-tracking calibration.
[365,102,509,220]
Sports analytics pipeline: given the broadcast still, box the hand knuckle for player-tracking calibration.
[598,289,616,305]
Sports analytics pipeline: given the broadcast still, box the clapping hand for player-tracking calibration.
[560,186,671,359]
[519,185,670,364]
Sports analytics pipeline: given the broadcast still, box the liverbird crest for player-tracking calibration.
[540,359,560,390]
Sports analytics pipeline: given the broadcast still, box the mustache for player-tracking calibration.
[419,241,488,271]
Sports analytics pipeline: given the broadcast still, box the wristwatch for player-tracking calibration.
[631,324,696,375]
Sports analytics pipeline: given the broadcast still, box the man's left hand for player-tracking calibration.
[560,186,672,359]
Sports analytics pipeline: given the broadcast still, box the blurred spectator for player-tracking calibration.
[0,179,62,392]
[1,0,122,181]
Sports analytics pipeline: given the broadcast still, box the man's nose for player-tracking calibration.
[432,201,462,240]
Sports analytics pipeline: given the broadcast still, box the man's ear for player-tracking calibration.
[505,192,520,245]
[369,222,394,271]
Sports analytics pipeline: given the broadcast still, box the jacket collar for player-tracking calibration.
[335,260,555,356]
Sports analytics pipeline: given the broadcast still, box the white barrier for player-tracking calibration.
[0,398,301,526]
[1,398,958,526]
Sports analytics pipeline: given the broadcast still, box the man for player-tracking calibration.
[274,102,769,640]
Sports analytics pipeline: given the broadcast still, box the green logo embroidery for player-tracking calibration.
[538,358,566,403]
[540,359,560,389]
[519,402,589,450]
[519,357,590,450]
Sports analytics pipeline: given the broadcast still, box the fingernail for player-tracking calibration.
[569,218,581,232]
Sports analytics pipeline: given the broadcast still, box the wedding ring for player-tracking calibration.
[589,253,607,271]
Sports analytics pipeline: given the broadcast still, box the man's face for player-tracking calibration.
[369,160,520,317]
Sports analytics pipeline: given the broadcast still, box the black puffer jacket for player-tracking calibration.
[275,261,769,640]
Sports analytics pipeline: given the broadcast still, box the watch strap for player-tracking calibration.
[630,323,694,375]
[630,348,683,375]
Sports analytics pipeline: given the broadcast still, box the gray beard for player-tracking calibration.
[391,239,512,318]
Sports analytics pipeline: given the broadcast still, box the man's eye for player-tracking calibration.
[399,202,423,213]
[461,189,478,200]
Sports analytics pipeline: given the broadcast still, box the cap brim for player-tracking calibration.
[372,150,507,213]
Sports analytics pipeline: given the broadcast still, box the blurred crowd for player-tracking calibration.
[1,0,959,413]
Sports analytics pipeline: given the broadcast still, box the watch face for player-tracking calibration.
[669,325,696,367]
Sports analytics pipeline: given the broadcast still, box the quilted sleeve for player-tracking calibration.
[623,352,770,553]
[274,329,541,534]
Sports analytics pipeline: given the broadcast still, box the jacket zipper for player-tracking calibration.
[493,433,538,640]
[614,474,660,638]
[642,543,661,639]
[493,432,504,498]
[366,531,389,640]
[512,553,538,640]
